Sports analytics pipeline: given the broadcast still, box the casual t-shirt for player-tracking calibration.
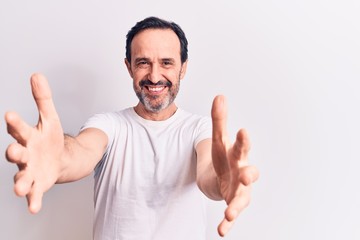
[81,107,212,240]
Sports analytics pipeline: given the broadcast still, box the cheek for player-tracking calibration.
[132,72,146,84]
[133,80,142,92]
[132,67,148,77]
[165,71,181,82]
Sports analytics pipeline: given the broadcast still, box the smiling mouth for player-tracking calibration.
[146,86,166,92]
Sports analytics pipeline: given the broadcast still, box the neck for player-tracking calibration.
[134,102,178,121]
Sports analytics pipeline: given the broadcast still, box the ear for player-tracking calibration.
[124,58,133,78]
[179,60,188,80]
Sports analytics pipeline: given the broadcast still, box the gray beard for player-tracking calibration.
[140,93,171,113]
[135,81,180,113]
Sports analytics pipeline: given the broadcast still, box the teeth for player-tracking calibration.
[148,86,164,92]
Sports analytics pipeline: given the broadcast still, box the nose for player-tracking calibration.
[148,64,162,84]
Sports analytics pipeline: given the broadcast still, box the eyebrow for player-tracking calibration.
[134,57,150,64]
[134,57,176,63]
[161,58,175,63]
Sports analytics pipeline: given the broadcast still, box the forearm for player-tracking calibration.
[57,129,107,183]
[56,136,91,183]
[197,163,223,201]
[196,139,223,200]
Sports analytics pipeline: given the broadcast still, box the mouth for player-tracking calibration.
[146,85,166,93]
[139,79,172,96]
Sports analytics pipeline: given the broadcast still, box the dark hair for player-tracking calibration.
[126,16,188,64]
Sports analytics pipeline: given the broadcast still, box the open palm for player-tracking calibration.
[5,73,64,213]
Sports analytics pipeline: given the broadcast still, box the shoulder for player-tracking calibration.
[87,108,134,123]
[177,109,211,127]
[177,108,209,121]
[80,108,135,134]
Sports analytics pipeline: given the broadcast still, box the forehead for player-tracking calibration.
[131,29,181,60]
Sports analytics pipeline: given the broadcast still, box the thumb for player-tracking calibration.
[30,73,59,120]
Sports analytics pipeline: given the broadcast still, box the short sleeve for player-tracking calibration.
[194,116,212,148]
[80,113,116,150]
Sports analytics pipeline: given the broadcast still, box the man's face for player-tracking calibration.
[125,29,187,113]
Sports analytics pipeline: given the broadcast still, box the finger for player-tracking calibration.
[14,171,34,197]
[218,218,235,237]
[5,111,32,145]
[239,165,260,186]
[30,73,59,121]
[230,128,250,162]
[211,95,228,142]
[26,183,44,214]
[211,95,230,177]
[224,190,251,222]
[6,142,29,164]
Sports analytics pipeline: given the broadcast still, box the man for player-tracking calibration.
[5,17,259,239]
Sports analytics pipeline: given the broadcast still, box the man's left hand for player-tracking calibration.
[211,95,259,237]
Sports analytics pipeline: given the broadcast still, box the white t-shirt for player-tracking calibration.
[81,107,212,240]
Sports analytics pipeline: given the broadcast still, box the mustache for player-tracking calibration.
[139,79,172,88]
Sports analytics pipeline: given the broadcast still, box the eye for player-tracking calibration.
[162,60,174,67]
[136,60,150,68]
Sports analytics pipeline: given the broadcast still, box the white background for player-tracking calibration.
[1,0,359,239]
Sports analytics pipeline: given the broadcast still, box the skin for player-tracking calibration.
[125,29,187,120]
[5,29,259,237]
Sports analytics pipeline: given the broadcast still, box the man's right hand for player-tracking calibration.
[5,73,65,214]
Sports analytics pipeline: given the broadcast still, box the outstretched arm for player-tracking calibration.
[5,73,107,213]
[196,95,259,237]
